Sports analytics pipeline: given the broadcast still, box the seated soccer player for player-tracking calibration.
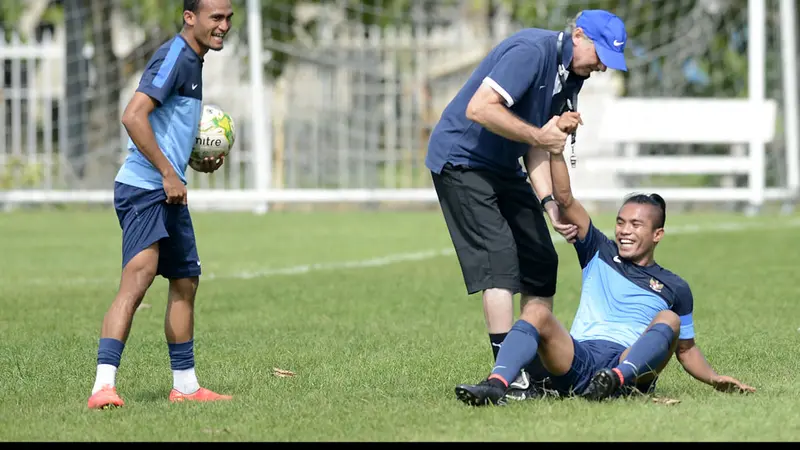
[455,112,756,405]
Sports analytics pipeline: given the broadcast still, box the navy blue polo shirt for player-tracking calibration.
[425,28,585,177]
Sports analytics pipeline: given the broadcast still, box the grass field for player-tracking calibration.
[1,208,800,441]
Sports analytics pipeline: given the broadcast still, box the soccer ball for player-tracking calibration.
[191,104,235,165]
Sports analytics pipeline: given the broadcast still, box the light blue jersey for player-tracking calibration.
[115,34,204,190]
[569,222,696,349]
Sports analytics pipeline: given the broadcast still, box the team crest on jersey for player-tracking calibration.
[649,278,664,293]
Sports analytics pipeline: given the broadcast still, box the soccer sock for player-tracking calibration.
[93,338,125,394]
[488,320,540,388]
[523,357,549,382]
[168,339,199,394]
[614,323,675,385]
[489,332,507,361]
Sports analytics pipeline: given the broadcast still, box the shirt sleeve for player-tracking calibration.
[573,221,614,269]
[482,42,543,107]
[672,282,696,340]
[136,45,184,105]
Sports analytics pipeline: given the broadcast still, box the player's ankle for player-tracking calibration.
[611,367,625,385]
[487,374,508,390]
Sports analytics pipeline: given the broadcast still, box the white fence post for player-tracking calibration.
[780,0,800,208]
[247,0,270,214]
[748,0,767,214]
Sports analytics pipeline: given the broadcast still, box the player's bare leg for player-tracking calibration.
[483,288,514,335]
[166,277,231,403]
[483,287,513,359]
[456,301,575,406]
[88,243,159,409]
[583,310,681,401]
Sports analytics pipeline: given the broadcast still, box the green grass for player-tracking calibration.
[1,209,800,441]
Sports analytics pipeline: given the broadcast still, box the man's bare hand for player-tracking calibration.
[534,116,568,153]
[711,375,756,394]
[557,112,583,134]
[190,155,225,173]
[163,172,187,205]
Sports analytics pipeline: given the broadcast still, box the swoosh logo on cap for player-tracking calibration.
[613,40,624,47]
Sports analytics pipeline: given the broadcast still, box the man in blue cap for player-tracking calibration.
[425,9,628,398]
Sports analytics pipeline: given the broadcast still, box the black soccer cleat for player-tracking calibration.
[455,380,507,406]
[505,369,545,401]
[582,368,622,401]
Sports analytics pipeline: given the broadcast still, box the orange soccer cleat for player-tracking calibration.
[87,386,125,409]
[169,387,232,403]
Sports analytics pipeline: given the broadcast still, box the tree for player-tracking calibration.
[1,0,417,185]
[503,0,752,99]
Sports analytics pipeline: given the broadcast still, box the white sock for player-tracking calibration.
[173,367,199,394]
[92,364,117,394]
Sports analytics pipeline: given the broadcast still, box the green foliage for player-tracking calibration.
[0,2,26,31]
[0,157,45,189]
[117,0,248,34]
[504,0,752,99]
[0,2,63,40]
[3,1,415,80]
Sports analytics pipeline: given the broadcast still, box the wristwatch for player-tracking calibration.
[540,194,555,208]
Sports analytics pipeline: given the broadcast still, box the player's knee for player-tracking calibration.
[521,295,553,312]
[119,261,157,299]
[520,301,554,330]
[653,310,681,335]
[168,277,199,303]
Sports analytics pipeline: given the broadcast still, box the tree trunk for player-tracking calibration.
[83,0,122,188]
[63,0,89,181]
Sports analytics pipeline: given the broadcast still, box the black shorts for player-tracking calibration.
[431,164,558,297]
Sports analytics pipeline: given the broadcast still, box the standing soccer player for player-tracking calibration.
[425,10,627,391]
[87,0,234,409]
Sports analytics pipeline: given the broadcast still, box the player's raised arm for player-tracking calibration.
[524,147,578,243]
[548,126,590,240]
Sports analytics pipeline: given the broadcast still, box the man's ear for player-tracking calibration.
[571,27,585,44]
[184,10,196,26]
[652,227,664,244]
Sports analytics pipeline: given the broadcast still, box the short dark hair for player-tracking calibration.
[184,0,201,13]
[622,193,666,229]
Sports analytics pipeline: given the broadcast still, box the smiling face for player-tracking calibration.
[615,202,664,265]
[183,0,234,54]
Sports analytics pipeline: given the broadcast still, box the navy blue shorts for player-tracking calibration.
[547,338,628,396]
[114,182,201,279]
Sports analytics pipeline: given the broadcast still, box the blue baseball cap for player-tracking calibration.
[576,10,628,71]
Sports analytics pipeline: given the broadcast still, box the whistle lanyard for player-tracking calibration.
[556,31,578,168]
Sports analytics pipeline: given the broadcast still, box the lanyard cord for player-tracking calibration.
[556,31,578,168]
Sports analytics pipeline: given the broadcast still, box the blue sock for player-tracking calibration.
[168,339,195,370]
[489,320,540,386]
[97,338,125,367]
[523,357,550,382]
[615,323,674,384]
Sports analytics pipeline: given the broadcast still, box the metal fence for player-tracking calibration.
[1,0,798,210]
